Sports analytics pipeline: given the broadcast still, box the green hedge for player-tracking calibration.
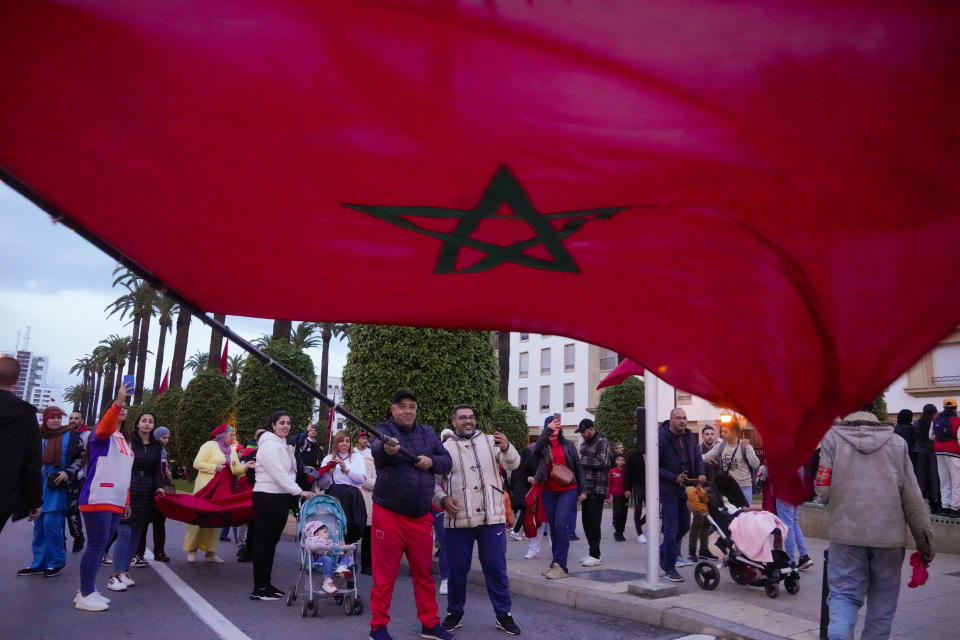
[175,369,236,475]
[491,400,530,452]
[594,375,645,454]
[236,339,316,444]
[342,326,498,434]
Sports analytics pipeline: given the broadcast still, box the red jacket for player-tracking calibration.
[932,413,960,457]
[607,467,626,499]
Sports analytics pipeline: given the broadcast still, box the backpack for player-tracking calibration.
[932,414,956,442]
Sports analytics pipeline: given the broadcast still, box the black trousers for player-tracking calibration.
[630,484,646,534]
[67,503,84,543]
[252,492,291,590]
[611,496,628,535]
[135,511,167,556]
[581,494,605,558]
[688,513,710,556]
[360,525,372,571]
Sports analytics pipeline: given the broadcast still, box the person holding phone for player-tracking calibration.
[530,414,585,580]
[73,381,136,611]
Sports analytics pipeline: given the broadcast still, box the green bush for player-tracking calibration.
[870,393,889,422]
[342,326,498,434]
[175,369,236,474]
[594,376,645,454]
[149,387,185,463]
[236,339,316,444]
[491,400,531,452]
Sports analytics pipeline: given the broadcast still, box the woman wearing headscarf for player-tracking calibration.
[106,410,163,592]
[250,410,314,601]
[912,404,941,513]
[17,405,84,578]
[182,424,247,563]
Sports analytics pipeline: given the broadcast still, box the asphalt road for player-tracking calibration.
[0,516,683,640]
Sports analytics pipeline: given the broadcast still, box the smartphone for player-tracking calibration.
[553,412,561,423]
[494,422,504,433]
[122,374,135,391]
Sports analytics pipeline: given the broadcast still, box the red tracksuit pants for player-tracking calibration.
[370,503,440,629]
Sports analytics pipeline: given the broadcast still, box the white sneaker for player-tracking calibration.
[509,531,525,541]
[637,534,647,544]
[106,576,127,592]
[581,556,603,567]
[439,579,448,595]
[579,555,591,564]
[321,577,338,594]
[523,552,538,559]
[118,572,135,587]
[75,592,109,611]
[74,590,110,605]
[675,556,694,567]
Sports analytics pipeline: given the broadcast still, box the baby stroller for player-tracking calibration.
[286,494,363,617]
[691,473,800,599]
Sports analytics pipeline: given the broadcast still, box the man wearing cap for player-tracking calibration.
[355,431,373,459]
[816,405,934,640]
[290,423,324,491]
[369,390,454,640]
[931,398,960,517]
[435,404,521,635]
[0,356,42,536]
[576,418,610,566]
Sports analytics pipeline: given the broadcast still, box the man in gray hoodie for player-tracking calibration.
[814,406,934,640]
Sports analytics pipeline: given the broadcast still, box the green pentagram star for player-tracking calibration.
[343,166,631,274]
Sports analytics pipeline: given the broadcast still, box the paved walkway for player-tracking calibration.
[456,507,960,640]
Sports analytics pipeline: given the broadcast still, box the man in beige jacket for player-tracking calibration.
[434,404,521,635]
[815,407,934,640]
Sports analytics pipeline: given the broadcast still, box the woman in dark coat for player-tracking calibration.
[107,411,164,592]
[912,404,941,513]
[509,443,538,539]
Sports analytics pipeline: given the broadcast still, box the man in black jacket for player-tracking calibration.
[0,356,42,535]
[658,408,706,582]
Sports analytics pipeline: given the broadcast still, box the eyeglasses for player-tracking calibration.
[456,415,476,421]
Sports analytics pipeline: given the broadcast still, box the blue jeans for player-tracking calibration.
[659,490,690,571]
[30,510,66,570]
[433,510,449,580]
[542,488,577,571]
[568,497,578,537]
[113,521,146,573]
[313,553,350,577]
[776,499,808,563]
[827,543,905,640]
[80,511,121,596]
[445,524,511,616]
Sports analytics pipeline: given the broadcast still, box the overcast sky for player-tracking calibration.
[0,182,348,397]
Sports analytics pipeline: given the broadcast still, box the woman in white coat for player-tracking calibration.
[321,430,368,489]
[249,410,314,601]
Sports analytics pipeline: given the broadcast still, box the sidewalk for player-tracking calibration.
[452,507,960,640]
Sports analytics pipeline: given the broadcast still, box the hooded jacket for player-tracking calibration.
[0,390,42,515]
[815,412,933,555]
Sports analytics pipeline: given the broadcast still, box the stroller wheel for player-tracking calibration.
[764,581,780,599]
[285,589,295,606]
[343,594,354,615]
[333,593,344,604]
[785,574,800,595]
[694,562,720,590]
[352,597,364,616]
[301,600,310,617]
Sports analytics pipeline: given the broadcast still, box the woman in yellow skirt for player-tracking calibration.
[183,424,247,562]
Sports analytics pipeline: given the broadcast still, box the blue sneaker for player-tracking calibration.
[369,627,393,640]
[421,623,456,640]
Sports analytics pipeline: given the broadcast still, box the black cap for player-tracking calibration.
[575,418,594,433]
[392,389,417,404]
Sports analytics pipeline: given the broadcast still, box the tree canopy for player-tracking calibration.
[594,376,645,454]
[175,369,236,475]
[236,339,316,443]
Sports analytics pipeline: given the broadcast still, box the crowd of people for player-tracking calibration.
[0,350,947,640]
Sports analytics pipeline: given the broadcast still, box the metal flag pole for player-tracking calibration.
[644,369,661,588]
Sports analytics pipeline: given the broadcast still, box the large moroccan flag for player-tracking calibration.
[1,1,959,490]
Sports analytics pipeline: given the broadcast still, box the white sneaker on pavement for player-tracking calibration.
[523,552,538,559]
[118,572,135,587]
[509,531,525,541]
[674,556,694,567]
[75,590,110,605]
[637,534,646,544]
[106,576,127,592]
[75,592,109,611]
[581,556,603,567]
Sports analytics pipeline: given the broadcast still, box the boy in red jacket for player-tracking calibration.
[606,455,628,541]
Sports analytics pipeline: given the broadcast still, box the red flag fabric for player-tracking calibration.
[1,2,959,491]
[219,341,229,376]
[156,468,254,527]
[597,359,646,391]
[157,368,169,396]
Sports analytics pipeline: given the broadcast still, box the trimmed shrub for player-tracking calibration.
[236,339,316,444]
[594,376,645,454]
[175,369,236,475]
[491,400,531,452]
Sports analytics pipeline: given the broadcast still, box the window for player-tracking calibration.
[563,383,575,409]
[518,387,528,411]
[676,391,692,405]
[539,385,550,411]
[599,348,617,371]
[519,333,529,341]
[519,352,529,377]
[541,348,551,374]
[564,344,575,371]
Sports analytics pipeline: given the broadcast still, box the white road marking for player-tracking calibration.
[147,551,253,640]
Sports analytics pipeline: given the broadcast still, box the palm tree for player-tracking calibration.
[89,346,108,422]
[152,295,177,393]
[185,350,210,374]
[318,322,349,398]
[252,333,272,349]
[63,385,85,413]
[208,313,227,369]
[69,355,95,420]
[99,334,132,409]
[291,322,323,350]
[109,268,160,404]
[170,306,192,388]
[272,319,292,342]
[227,353,245,384]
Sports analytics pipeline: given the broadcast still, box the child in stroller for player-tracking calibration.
[690,472,800,599]
[304,522,351,594]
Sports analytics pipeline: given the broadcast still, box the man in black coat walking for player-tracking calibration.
[0,356,42,535]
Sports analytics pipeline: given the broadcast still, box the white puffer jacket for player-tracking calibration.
[254,431,301,495]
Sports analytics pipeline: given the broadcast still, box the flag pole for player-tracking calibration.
[644,369,660,589]
[2,172,418,462]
